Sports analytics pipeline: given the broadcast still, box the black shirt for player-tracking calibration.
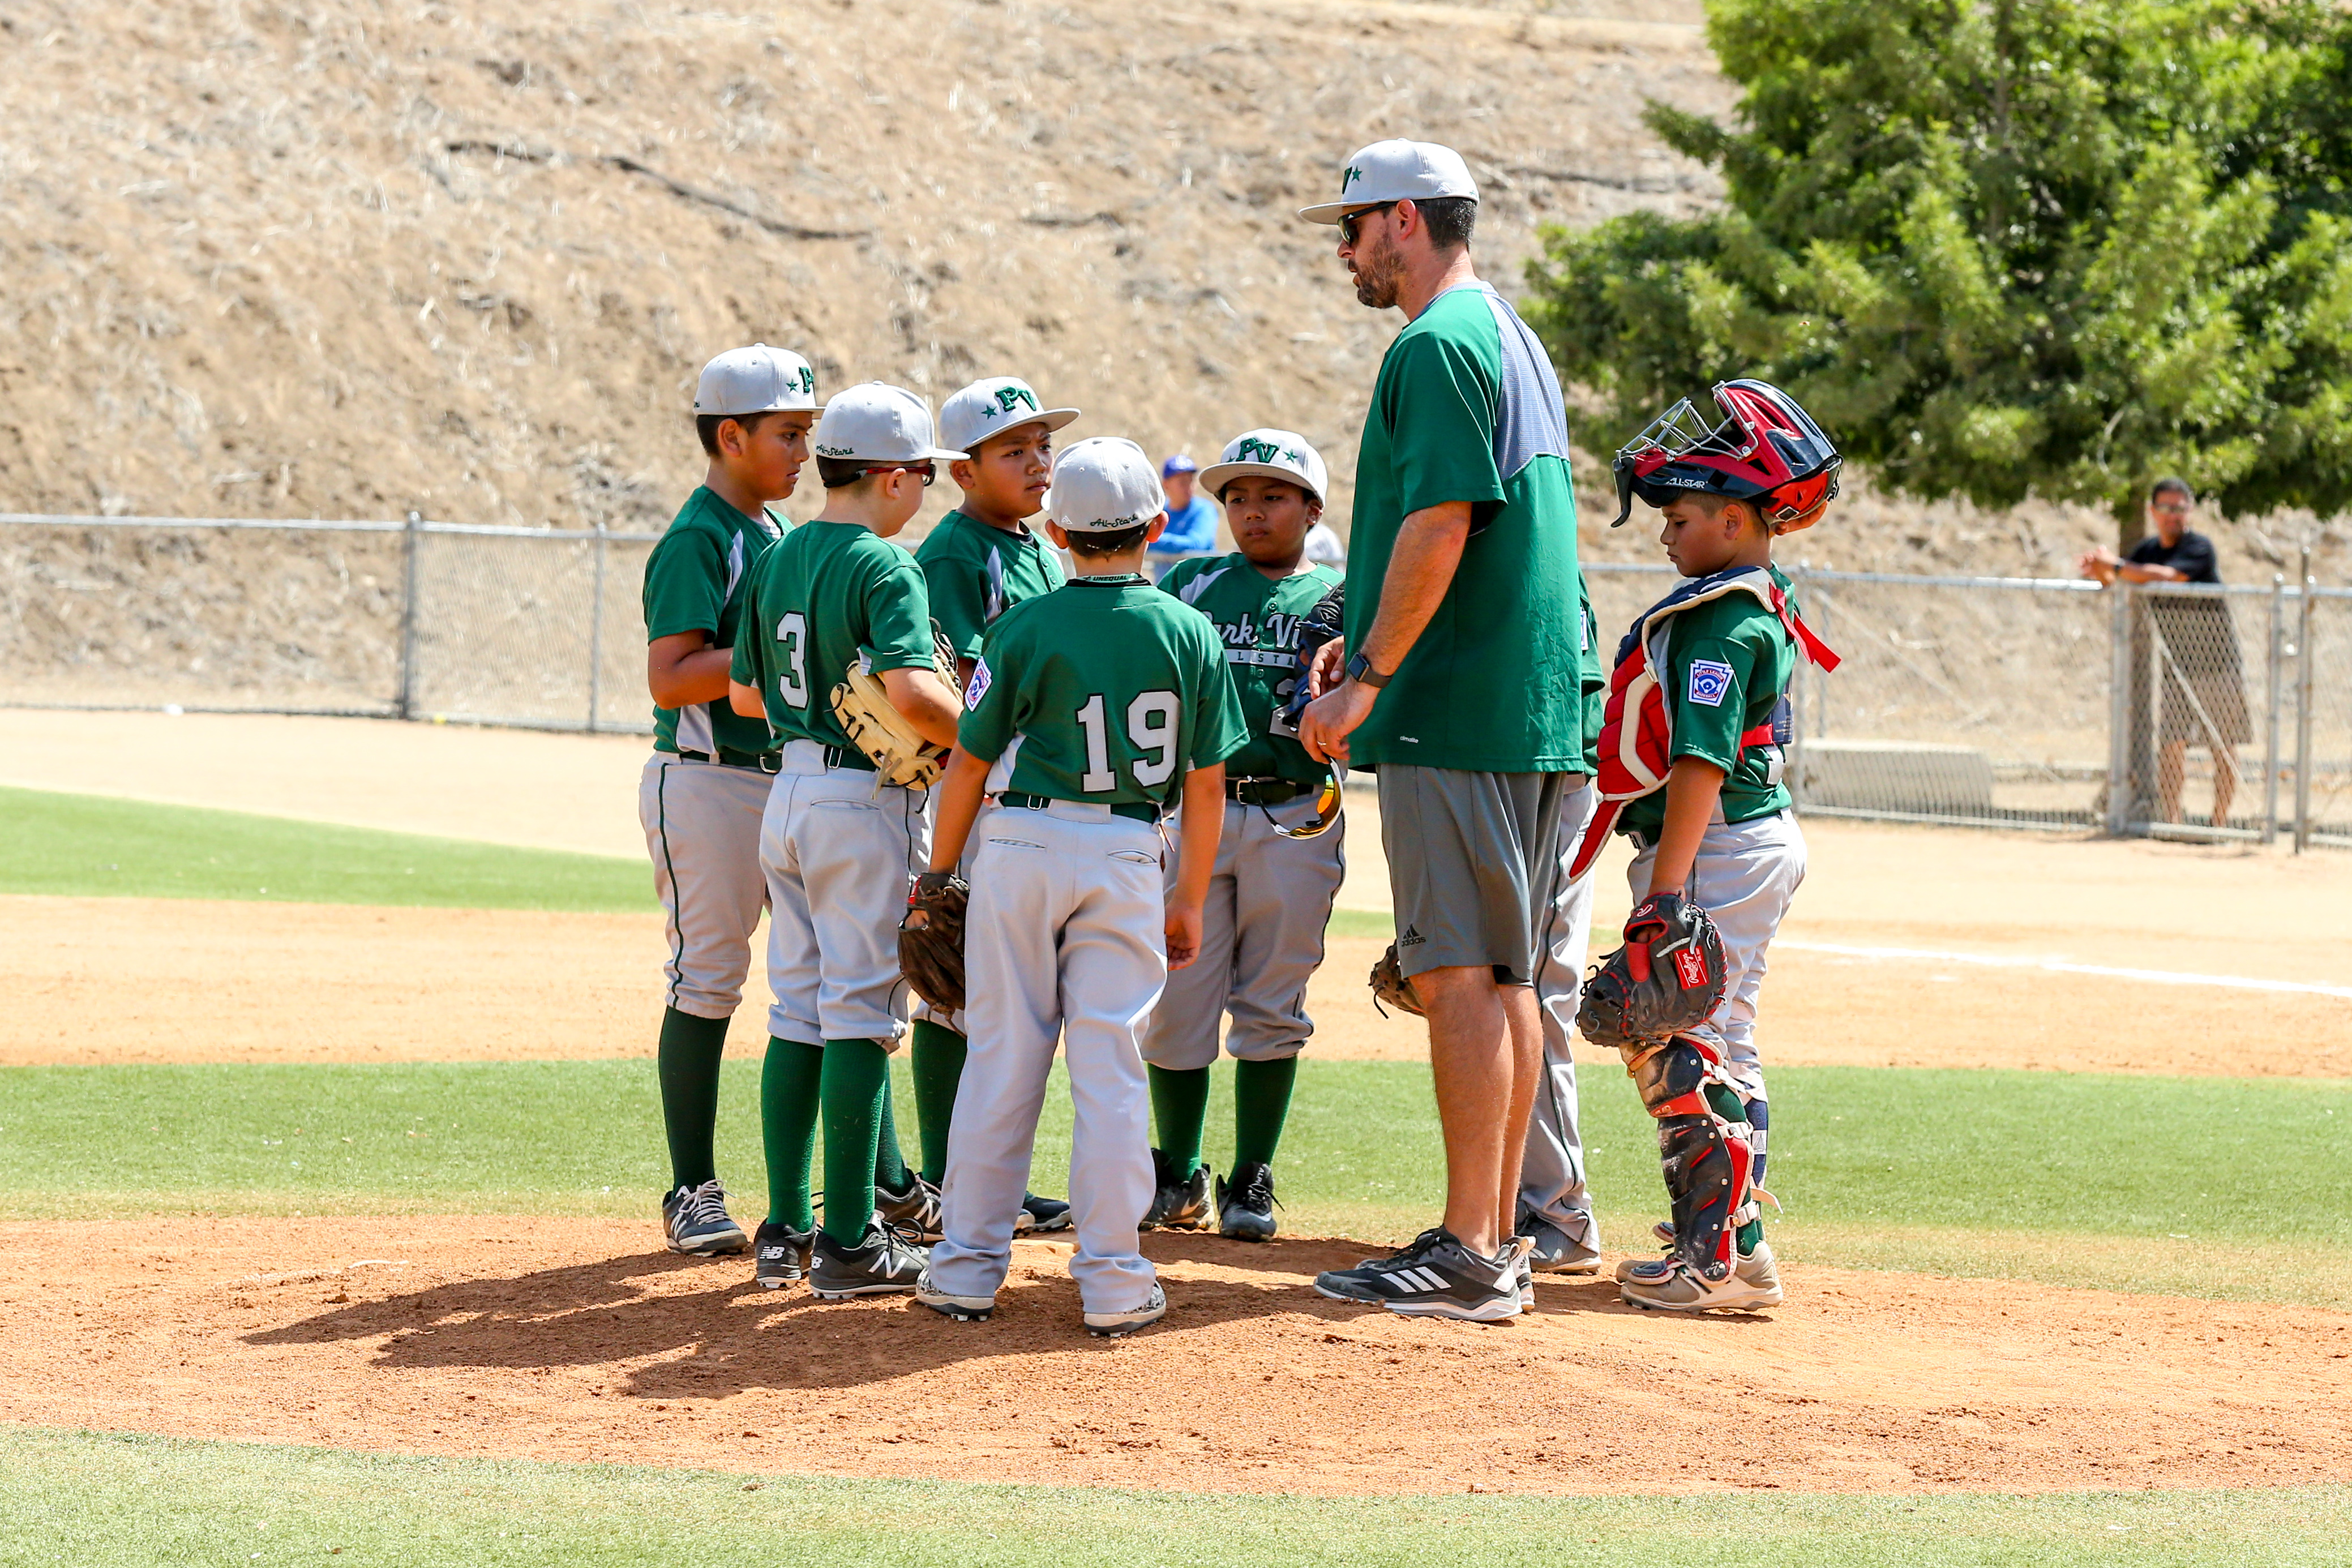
[2126,530,2221,583]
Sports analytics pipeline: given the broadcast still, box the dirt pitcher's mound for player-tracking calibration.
[5,1216,2346,1495]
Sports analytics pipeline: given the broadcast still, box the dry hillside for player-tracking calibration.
[1,0,2340,584]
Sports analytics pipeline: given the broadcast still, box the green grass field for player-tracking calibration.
[5,1429,2347,1568]
[0,787,651,911]
[1,1056,2342,1302]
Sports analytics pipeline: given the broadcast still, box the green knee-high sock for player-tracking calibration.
[1147,1064,1211,1180]
[1702,1081,1765,1257]
[657,1007,732,1191]
[1231,1055,1299,1168]
[821,1039,891,1246]
[873,1071,910,1193]
[760,1036,824,1231]
[910,1019,967,1184]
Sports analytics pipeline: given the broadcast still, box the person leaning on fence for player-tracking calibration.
[2078,478,2251,828]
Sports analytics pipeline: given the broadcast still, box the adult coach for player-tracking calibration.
[2080,478,2250,826]
[1297,140,1592,1322]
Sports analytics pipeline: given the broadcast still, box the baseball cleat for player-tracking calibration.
[1313,1227,1519,1323]
[1514,1240,1535,1314]
[752,1219,813,1289]
[877,1172,945,1243]
[1620,1242,1784,1312]
[1083,1284,1167,1338]
[662,1180,748,1257]
[1520,1215,1604,1276]
[808,1219,928,1299]
[1014,1191,1073,1235]
[1141,1149,1213,1231]
[1216,1161,1280,1241]
[914,1271,996,1322]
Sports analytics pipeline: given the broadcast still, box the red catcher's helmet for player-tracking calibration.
[1610,379,1841,534]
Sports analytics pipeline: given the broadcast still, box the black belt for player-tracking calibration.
[1226,776,1313,806]
[999,792,1160,825]
[674,747,781,774]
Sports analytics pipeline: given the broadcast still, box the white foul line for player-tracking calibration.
[1775,940,2352,1001]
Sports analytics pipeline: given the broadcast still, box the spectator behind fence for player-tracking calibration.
[2079,478,2250,827]
[1149,454,1223,564]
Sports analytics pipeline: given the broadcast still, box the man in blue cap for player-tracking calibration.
[1147,453,1223,568]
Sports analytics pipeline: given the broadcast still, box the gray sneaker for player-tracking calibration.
[1141,1149,1213,1231]
[914,1269,996,1322]
[1620,1240,1784,1313]
[1083,1283,1167,1337]
[1519,1215,1604,1276]
[661,1180,748,1257]
[1314,1227,1519,1323]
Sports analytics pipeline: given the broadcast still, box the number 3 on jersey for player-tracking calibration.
[1075,691,1180,791]
[772,612,808,711]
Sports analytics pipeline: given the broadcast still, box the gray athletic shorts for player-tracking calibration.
[1380,765,1577,985]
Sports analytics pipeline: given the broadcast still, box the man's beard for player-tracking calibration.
[1351,235,1404,309]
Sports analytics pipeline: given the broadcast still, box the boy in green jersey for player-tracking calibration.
[914,437,1248,1338]
[1140,429,1345,1243]
[905,375,1082,1235]
[725,383,965,1299]
[639,344,815,1259]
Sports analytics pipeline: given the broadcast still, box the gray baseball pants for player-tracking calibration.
[640,752,772,1019]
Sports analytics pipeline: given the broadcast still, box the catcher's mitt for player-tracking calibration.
[1368,942,1425,1018]
[1575,892,1728,1053]
[898,870,970,1013]
[832,632,961,789]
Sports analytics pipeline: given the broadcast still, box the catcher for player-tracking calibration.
[726,382,965,1299]
[1570,379,1842,1313]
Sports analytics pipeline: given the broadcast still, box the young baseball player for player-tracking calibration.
[640,343,816,1258]
[725,382,966,1297]
[914,436,1247,1336]
[1575,379,1841,1313]
[1139,430,1344,1241]
[905,375,1082,1236]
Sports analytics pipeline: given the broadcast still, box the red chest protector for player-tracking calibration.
[1568,567,1839,882]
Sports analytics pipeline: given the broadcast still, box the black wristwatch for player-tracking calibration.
[1345,650,1393,689]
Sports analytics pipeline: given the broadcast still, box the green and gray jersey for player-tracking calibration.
[729,521,937,756]
[915,508,1066,661]
[1346,281,1586,773]
[642,486,787,756]
[1618,565,1800,836]
[1159,552,1343,789]
[959,575,1248,808]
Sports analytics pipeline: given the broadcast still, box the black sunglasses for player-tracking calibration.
[1338,202,1398,246]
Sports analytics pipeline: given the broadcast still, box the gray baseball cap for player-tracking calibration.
[812,383,966,464]
[939,375,1079,456]
[1047,438,1168,533]
[1299,139,1479,225]
[1198,429,1328,505]
[693,344,818,416]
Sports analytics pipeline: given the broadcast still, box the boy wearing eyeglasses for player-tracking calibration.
[726,382,965,1299]
[1137,430,1346,1242]
[902,376,1084,1237]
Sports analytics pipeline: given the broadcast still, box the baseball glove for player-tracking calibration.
[832,632,961,789]
[897,870,970,1013]
[1368,942,1425,1018]
[1576,892,1729,1053]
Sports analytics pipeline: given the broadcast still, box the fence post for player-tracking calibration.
[2263,575,2285,844]
[587,522,609,734]
[2294,546,2316,854]
[397,510,422,721]
[2105,581,2131,836]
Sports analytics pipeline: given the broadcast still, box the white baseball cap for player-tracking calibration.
[812,383,966,464]
[1198,429,1329,505]
[938,376,1079,456]
[1046,438,1168,533]
[693,344,818,416]
[1298,139,1479,225]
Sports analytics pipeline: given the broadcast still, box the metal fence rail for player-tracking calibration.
[0,513,2342,847]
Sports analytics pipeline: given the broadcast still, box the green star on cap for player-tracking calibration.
[1340,165,1364,191]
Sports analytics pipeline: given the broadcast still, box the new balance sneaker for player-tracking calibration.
[1216,1161,1280,1241]
[1141,1149,1213,1231]
[1083,1283,1167,1338]
[661,1180,748,1257]
[914,1270,996,1322]
[1313,1227,1519,1323]
[1014,1192,1073,1234]
[808,1219,928,1300]
[752,1219,813,1289]
[877,1173,945,1244]
[1520,1214,1604,1276]
[1620,1241,1784,1312]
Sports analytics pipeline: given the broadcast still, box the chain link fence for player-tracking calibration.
[1,513,2343,847]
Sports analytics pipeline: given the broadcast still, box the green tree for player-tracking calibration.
[1526,0,2352,539]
